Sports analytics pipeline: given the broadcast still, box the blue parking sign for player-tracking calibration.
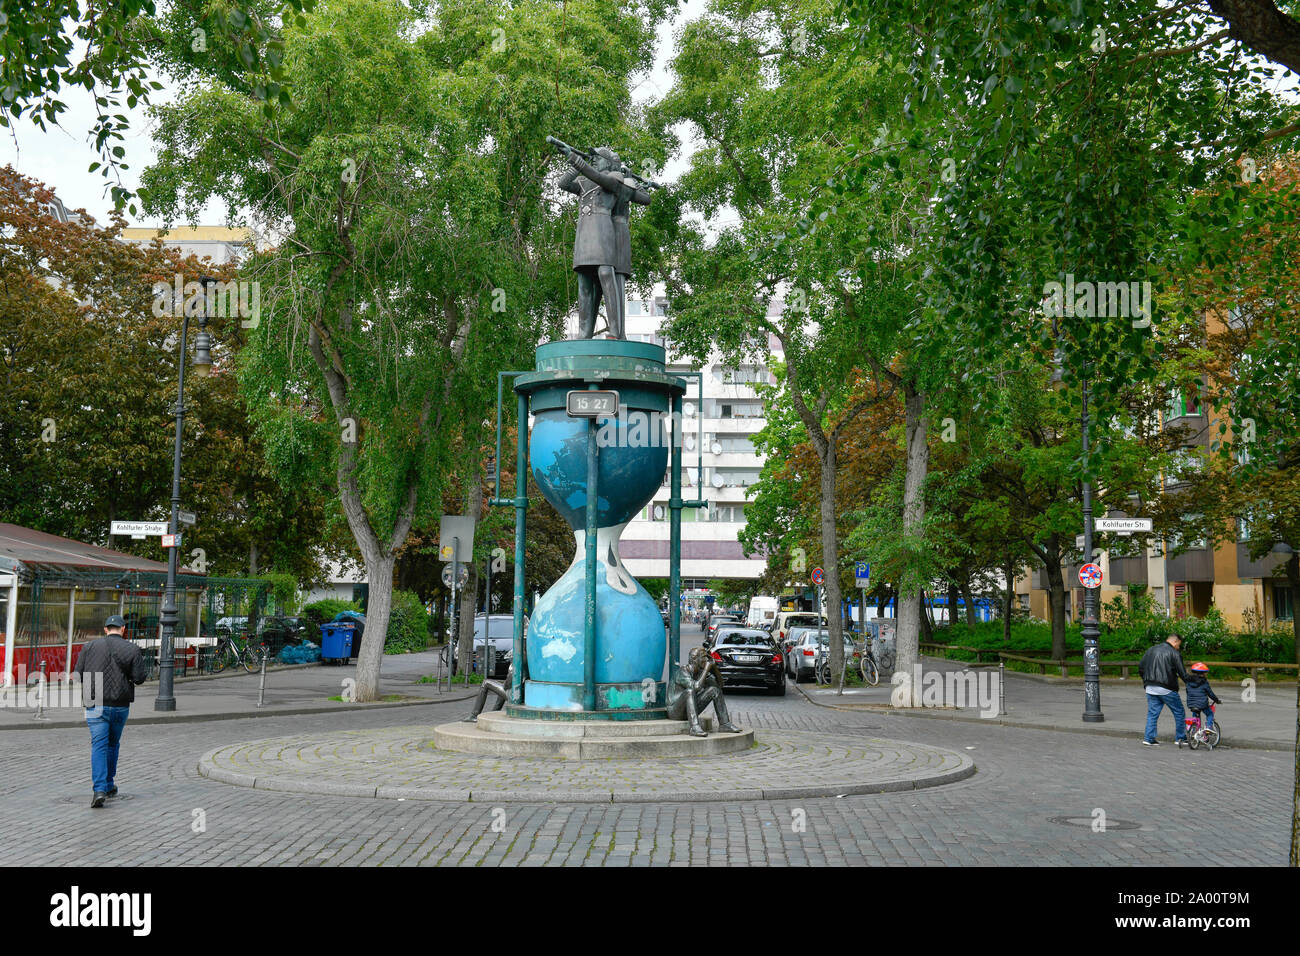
[855,562,870,587]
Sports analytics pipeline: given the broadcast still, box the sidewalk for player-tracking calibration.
[0,650,477,730]
[797,656,1297,751]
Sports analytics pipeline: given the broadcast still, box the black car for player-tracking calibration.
[709,627,785,696]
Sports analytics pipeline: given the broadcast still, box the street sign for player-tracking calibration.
[1079,563,1103,589]
[441,563,469,588]
[178,510,196,527]
[1075,534,1086,551]
[811,567,824,585]
[110,520,168,537]
[566,390,620,418]
[438,515,475,563]
[854,562,870,587]
[161,533,183,549]
[1096,518,1153,532]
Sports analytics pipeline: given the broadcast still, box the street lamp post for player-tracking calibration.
[155,277,215,711]
[1080,370,1104,723]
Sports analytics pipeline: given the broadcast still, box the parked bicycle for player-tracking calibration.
[1184,703,1221,750]
[209,634,267,674]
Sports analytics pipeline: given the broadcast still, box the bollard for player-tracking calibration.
[998,660,1006,716]
[33,660,49,721]
[257,652,267,708]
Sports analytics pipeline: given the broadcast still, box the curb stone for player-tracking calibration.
[2,692,477,732]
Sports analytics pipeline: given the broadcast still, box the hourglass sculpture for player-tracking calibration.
[506,339,686,717]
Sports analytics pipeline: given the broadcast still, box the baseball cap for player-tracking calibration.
[104,615,126,629]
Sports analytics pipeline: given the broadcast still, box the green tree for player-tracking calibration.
[141,0,670,699]
[655,0,930,680]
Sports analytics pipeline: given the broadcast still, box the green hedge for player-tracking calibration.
[934,614,1294,664]
[385,590,428,654]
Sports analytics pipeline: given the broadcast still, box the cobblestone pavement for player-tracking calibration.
[197,726,973,801]
[3,691,1291,865]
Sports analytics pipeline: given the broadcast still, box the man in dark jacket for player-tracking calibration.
[1137,633,1191,747]
[74,615,148,806]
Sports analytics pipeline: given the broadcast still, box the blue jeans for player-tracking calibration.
[1194,706,1214,731]
[1144,691,1185,743]
[86,706,130,793]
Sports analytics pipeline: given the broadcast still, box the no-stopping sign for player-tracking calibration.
[1079,563,1103,589]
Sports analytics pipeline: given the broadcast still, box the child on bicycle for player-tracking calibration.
[1184,662,1220,731]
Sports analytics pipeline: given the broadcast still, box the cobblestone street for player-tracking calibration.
[4,689,1292,866]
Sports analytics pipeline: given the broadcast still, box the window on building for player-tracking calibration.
[1166,385,1203,420]
[628,299,642,316]
[653,298,667,316]
[1274,586,1294,621]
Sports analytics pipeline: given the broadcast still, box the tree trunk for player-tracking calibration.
[946,579,959,631]
[1044,554,1068,661]
[820,441,844,683]
[962,577,976,627]
[354,551,394,701]
[1287,552,1300,666]
[455,472,485,677]
[249,540,259,576]
[456,561,479,677]
[894,385,928,706]
[433,589,446,648]
[1003,555,1015,644]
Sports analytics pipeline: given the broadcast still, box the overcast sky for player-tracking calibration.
[0,2,705,228]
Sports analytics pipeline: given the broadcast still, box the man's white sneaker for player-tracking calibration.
[1142,739,1159,746]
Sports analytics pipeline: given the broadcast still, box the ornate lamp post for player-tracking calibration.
[155,277,215,711]
[1080,369,1104,723]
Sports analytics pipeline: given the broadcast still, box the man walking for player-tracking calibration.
[1138,632,1191,747]
[74,614,147,807]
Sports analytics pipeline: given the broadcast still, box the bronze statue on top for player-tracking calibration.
[548,136,660,340]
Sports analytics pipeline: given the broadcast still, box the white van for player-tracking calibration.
[746,596,778,628]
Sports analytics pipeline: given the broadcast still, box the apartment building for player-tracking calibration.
[119,225,251,265]
[571,290,776,585]
[1018,310,1295,631]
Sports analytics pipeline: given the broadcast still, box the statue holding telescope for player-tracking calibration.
[547,135,661,340]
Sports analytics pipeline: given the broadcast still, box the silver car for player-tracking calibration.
[447,613,526,679]
[785,627,859,683]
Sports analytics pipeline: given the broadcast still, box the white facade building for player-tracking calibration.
[568,288,777,584]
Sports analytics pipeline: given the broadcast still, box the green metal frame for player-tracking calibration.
[489,362,708,704]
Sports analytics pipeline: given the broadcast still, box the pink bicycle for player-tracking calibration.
[1184,703,1220,750]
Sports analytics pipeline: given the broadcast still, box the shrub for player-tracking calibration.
[385,590,428,654]
[302,598,361,643]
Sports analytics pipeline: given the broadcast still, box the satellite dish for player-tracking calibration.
[653,505,665,520]
[712,473,724,488]
[684,402,696,417]
[685,435,695,451]
[711,441,723,455]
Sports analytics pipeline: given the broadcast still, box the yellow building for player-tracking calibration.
[119,225,251,265]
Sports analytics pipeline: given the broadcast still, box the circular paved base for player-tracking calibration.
[197,726,975,802]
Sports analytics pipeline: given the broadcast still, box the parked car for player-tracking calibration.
[710,627,785,696]
[449,613,527,679]
[785,627,859,683]
[774,611,827,649]
[704,615,741,646]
